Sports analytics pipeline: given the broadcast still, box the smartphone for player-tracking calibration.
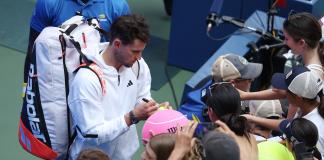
[194,122,219,139]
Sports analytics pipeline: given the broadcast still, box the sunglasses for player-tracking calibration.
[201,82,231,103]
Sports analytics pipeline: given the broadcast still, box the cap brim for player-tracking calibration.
[271,73,288,90]
[241,63,263,80]
[279,119,292,138]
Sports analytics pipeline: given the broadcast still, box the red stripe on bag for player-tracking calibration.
[89,63,106,95]
[18,119,58,159]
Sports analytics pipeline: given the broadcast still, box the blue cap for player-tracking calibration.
[271,66,322,99]
[279,119,293,139]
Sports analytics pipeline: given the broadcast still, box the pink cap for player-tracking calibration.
[141,109,189,144]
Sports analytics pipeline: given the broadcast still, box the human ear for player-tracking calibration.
[299,39,307,48]
[208,107,218,121]
[113,39,121,48]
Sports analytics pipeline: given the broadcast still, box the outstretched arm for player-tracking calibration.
[243,114,283,131]
[238,88,287,100]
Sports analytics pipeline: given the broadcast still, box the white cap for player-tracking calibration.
[271,67,323,99]
[249,100,283,118]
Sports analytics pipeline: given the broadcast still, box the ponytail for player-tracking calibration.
[220,114,251,140]
[313,147,322,160]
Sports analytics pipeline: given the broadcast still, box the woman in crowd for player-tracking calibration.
[239,12,324,118]
[205,83,258,160]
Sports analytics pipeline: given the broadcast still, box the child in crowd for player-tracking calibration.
[279,118,321,160]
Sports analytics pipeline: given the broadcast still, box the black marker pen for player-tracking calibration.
[142,98,149,103]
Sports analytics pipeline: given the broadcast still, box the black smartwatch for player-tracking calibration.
[129,110,139,124]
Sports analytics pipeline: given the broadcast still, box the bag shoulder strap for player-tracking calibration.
[75,62,106,96]
[132,60,140,79]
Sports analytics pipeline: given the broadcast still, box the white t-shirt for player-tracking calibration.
[254,134,266,142]
[307,64,324,80]
[307,64,323,73]
[253,134,282,142]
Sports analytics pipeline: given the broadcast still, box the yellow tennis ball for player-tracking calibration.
[158,105,168,110]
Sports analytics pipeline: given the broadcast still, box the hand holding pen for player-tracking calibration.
[132,98,157,120]
[142,98,172,110]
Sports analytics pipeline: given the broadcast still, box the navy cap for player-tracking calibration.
[271,66,322,99]
[271,67,310,90]
[279,119,293,139]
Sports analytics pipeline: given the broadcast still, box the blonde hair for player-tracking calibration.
[186,138,205,160]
